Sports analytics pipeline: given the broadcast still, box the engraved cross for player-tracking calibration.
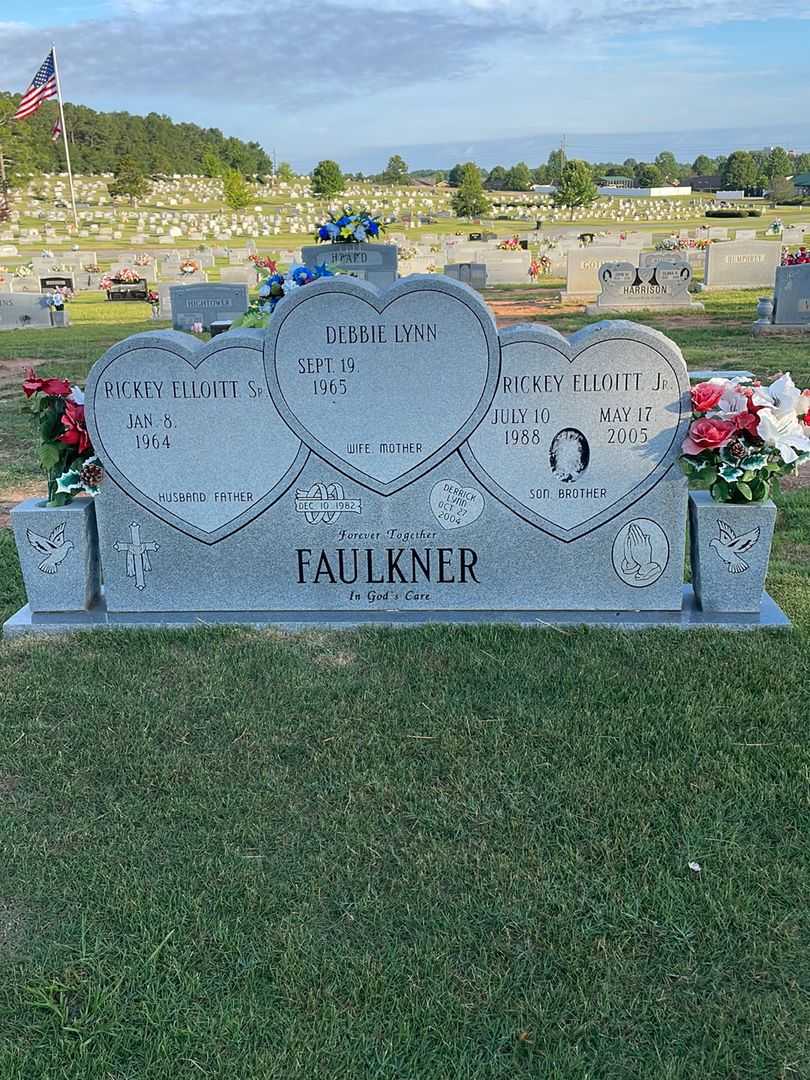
[114,521,159,591]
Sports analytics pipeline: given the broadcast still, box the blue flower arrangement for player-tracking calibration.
[238,263,334,328]
[316,207,384,244]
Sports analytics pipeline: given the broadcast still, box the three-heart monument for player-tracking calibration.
[4,275,790,632]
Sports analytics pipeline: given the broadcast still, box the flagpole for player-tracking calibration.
[51,45,78,231]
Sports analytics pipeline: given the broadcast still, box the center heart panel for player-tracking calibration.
[462,326,688,541]
[265,278,499,495]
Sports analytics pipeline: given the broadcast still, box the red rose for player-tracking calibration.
[691,381,725,413]
[682,417,736,456]
[734,410,760,436]
[58,399,92,455]
[22,366,71,398]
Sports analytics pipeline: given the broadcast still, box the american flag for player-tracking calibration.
[51,119,62,142]
[12,50,58,122]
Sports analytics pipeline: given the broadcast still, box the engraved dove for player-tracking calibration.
[26,522,73,574]
[621,522,662,583]
[710,520,761,574]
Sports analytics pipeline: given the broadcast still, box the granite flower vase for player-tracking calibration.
[11,496,100,613]
[689,490,777,613]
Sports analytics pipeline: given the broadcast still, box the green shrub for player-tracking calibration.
[705,208,760,218]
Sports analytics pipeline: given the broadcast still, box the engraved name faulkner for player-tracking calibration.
[296,527,479,604]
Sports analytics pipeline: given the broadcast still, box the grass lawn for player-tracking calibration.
[0,288,809,1078]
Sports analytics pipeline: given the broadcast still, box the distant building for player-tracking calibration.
[597,175,635,189]
[792,172,810,194]
[686,174,722,192]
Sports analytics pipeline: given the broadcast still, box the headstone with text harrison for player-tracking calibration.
[588,261,703,312]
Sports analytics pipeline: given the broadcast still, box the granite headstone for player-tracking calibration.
[702,241,781,291]
[564,246,642,299]
[78,276,690,619]
[300,243,398,286]
[0,293,57,330]
[589,262,702,312]
[165,283,249,330]
[772,263,810,326]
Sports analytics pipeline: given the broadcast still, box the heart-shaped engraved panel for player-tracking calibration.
[85,329,308,543]
[264,275,499,495]
[461,322,690,541]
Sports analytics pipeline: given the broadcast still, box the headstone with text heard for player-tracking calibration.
[300,243,398,286]
[82,276,690,619]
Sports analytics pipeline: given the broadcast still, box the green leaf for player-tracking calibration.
[711,478,731,502]
[701,468,718,488]
[737,480,753,501]
[39,442,62,470]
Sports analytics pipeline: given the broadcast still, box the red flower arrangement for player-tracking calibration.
[58,398,92,455]
[249,254,278,272]
[21,368,100,505]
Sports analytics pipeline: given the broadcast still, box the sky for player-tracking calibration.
[2,1,810,172]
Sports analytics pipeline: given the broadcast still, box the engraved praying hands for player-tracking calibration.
[621,522,662,584]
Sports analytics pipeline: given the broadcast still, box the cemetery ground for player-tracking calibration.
[0,290,808,1077]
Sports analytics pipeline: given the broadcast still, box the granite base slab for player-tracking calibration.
[688,369,754,381]
[3,586,791,637]
[586,302,704,315]
[752,321,810,337]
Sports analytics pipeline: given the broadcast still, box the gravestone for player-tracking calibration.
[702,241,781,291]
[39,274,74,293]
[640,249,704,271]
[219,267,255,285]
[48,275,693,624]
[564,246,642,300]
[12,274,789,634]
[781,226,804,245]
[166,283,249,330]
[587,262,703,313]
[300,243,398,286]
[773,263,810,325]
[0,294,58,330]
[444,263,487,289]
[484,255,532,285]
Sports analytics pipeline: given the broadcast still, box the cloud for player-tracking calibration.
[1,0,808,165]
[0,3,494,108]
[2,0,805,112]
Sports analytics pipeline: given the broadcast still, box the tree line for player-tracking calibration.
[0,92,273,181]
[317,148,810,193]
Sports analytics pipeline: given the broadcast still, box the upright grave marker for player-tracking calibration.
[587,261,703,313]
[7,274,787,633]
[564,245,642,300]
[702,240,781,291]
[164,283,249,330]
[300,243,398,286]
